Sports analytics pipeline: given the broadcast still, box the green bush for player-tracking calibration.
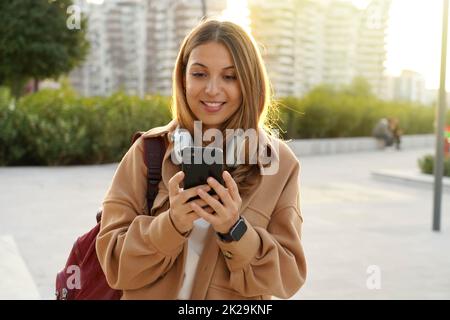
[277,83,440,139]
[0,79,447,166]
[0,87,171,166]
[418,154,450,177]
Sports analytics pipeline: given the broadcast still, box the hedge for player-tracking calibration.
[1,83,447,166]
[0,87,171,165]
[277,84,442,139]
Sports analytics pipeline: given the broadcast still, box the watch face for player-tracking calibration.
[230,218,247,241]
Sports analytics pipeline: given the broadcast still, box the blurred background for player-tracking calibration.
[0,0,449,300]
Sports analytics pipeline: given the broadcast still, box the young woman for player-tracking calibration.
[96,19,307,300]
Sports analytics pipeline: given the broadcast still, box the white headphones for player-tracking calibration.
[170,125,241,167]
[170,126,193,164]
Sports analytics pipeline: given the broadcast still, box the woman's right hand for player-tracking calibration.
[168,171,217,234]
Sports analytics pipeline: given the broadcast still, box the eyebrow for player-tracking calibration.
[190,62,235,70]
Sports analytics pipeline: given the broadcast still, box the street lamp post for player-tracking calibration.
[201,0,207,19]
[433,0,449,232]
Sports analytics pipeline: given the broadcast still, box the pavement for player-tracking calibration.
[1,146,449,300]
[293,147,450,300]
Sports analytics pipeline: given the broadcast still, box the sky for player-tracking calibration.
[383,0,445,90]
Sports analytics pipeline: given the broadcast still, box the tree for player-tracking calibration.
[344,76,374,98]
[0,0,89,98]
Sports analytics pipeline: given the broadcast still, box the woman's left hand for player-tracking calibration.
[190,170,242,234]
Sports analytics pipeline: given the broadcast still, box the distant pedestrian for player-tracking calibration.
[372,118,394,149]
[388,117,402,150]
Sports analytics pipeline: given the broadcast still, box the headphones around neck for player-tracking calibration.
[170,125,242,167]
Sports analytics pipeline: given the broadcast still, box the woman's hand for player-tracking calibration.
[168,171,218,234]
[190,170,242,234]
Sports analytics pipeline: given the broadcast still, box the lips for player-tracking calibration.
[201,101,225,113]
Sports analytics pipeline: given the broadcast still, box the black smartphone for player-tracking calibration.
[181,146,224,198]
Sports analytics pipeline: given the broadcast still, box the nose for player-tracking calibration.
[205,77,220,96]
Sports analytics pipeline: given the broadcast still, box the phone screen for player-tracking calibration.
[181,146,224,194]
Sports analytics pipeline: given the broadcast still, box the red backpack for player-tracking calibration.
[55,133,166,300]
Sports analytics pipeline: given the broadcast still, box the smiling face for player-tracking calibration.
[184,41,242,131]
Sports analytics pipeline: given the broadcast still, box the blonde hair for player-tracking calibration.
[171,19,277,194]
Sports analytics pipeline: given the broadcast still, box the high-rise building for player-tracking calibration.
[249,0,391,98]
[249,0,296,97]
[146,0,227,96]
[323,1,360,87]
[145,0,178,97]
[384,70,427,103]
[70,0,113,96]
[355,0,391,97]
[71,0,227,97]
[105,0,147,96]
[70,0,390,98]
[70,0,147,96]
[293,0,326,96]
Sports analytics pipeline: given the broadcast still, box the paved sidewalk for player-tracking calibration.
[294,147,450,299]
[372,169,450,192]
[0,235,40,299]
[0,147,449,299]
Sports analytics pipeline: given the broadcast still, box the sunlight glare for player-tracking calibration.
[220,0,251,34]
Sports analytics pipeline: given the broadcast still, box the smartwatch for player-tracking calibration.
[217,217,247,243]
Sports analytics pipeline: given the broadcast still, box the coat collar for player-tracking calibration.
[141,120,280,190]
[141,119,178,139]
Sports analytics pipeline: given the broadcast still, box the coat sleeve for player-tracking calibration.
[216,160,307,299]
[95,136,188,290]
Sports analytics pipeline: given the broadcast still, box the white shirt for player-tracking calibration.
[177,218,211,299]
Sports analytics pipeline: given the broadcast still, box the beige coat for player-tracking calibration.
[96,120,307,299]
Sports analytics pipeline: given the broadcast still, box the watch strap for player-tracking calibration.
[217,216,246,242]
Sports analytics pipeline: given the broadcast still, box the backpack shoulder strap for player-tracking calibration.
[96,133,167,223]
[142,136,166,214]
